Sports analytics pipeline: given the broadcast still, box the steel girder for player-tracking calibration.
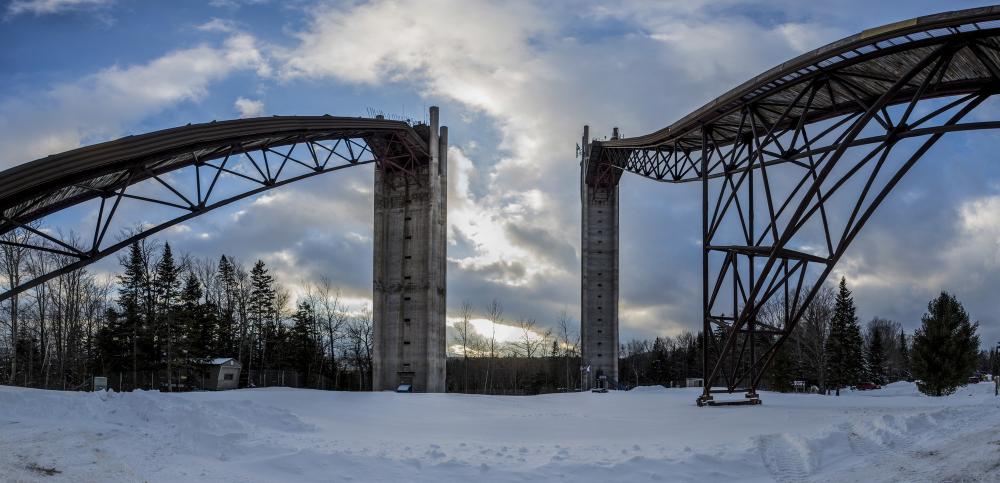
[584,7,1000,405]
[0,116,431,303]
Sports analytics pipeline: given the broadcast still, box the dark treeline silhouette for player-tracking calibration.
[0,229,990,396]
[446,301,583,394]
[569,278,985,396]
[0,238,374,392]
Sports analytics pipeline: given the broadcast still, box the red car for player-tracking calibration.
[855,382,881,390]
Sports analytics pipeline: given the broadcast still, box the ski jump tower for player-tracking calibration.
[580,125,621,389]
[372,107,448,392]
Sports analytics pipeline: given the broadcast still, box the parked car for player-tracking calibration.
[968,375,982,384]
[855,382,881,391]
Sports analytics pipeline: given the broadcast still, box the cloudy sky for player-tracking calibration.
[3,0,1000,347]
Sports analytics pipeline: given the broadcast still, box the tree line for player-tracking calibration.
[447,300,583,394]
[1,229,989,397]
[615,277,987,397]
[0,237,375,392]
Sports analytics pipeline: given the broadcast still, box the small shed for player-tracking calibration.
[199,358,242,390]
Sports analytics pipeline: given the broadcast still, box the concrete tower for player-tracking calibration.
[580,126,620,389]
[372,107,448,392]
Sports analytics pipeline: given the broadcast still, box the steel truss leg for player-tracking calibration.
[698,39,995,406]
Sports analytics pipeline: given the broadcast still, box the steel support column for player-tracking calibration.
[582,7,1000,405]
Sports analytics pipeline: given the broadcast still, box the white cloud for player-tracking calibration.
[275,0,839,334]
[11,0,971,342]
[447,316,541,346]
[208,0,269,8]
[234,97,265,118]
[279,0,572,291]
[6,0,110,16]
[197,18,239,33]
[0,32,270,168]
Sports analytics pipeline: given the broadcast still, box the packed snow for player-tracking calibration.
[1,382,999,482]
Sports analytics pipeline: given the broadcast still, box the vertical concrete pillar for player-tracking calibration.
[581,126,620,389]
[373,107,447,392]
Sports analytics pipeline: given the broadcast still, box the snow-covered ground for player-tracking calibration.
[1,382,998,482]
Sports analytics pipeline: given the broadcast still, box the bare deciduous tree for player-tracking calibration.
[451,301,476,392]
[484,299,503,394]
[346,306,374,390]
[556,310,578,389]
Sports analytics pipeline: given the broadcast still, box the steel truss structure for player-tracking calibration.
[0,116,431,303]
[584,7,1000,405]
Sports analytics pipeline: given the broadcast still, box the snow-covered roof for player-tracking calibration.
[198,357,240,366]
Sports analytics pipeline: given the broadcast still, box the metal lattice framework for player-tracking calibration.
[584,6,1000,405]
[0,116,431,303]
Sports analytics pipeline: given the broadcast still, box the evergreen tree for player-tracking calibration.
[290,301,321,384]
[765,336,795,392]
[117,242,152,387]
[824,277,864,395]
[650,337,670,386]
[96,308,128,374]
[216,255,238,356]
[154,243,182,390]
[911,292,980,396]
[249,260,276,378]
[690,333,702,378]
[867,326,885,385]
[898,329,909,380]
[180,273,215,362]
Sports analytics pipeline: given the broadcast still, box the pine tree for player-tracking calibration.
[290,301,320,385]
[765,337,795,392]
[898,329,909,380]
[911,292,980,396]
[117,242,151,388]
[650,337,670,386]
[154,243,182,390]
[216,255,238,356]
[867,326,885,385]
[249,260,276,381]
[825,277,864,395]
[96,308,128,374]
[180,273,214,363]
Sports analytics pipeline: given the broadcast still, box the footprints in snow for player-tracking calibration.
[757,433,812,483]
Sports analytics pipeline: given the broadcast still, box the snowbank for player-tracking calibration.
[1,383,998,482]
